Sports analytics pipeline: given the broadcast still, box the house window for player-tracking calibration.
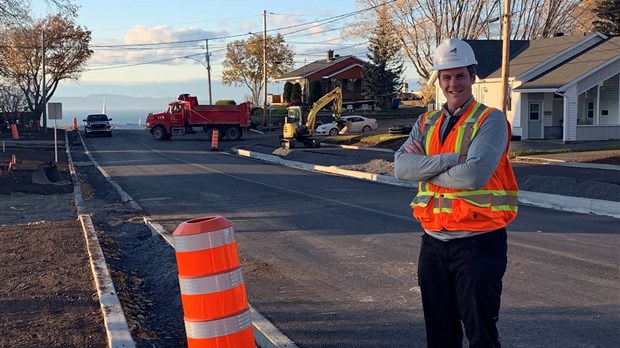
[529,103,540,120]
[587,101,594,118]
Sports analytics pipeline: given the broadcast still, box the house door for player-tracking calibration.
[528,101,543,139]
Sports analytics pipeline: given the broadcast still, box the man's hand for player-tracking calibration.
[402,140,426,155]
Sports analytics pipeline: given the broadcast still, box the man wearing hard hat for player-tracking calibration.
[394,38,518,347]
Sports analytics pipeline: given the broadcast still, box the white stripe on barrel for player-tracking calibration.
[173,226,235,252]
[185,309,252,339]
[179,268,244,295]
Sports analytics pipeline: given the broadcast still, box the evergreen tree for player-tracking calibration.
[283,82,294,103]
[361,5,403,109]
[308,80,323,105]
[290,83,302,104]
[592,0,620,36]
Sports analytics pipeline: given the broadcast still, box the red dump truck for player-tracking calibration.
[145,94,252,141]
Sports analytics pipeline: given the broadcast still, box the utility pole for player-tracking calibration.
[262,10,268,125]
[205,38,213,105]
[41,31,47,134]
[500,0,511,115]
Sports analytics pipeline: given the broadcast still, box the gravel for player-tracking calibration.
[69,132,188,347]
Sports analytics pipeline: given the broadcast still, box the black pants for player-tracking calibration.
[418,228,507,348]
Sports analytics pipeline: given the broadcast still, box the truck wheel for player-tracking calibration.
[152,126,167,140]
[224,126,242,141]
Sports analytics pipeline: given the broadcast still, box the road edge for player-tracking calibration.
[232,147,620,219]
[66,131,136,348]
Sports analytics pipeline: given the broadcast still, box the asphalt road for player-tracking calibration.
[84,129,619,348]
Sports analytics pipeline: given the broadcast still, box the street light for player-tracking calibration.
[184,56,212,105]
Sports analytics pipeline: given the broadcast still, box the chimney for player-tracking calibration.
[327,50,334,62]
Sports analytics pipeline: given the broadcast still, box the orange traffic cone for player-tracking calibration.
[173,216,254,348]
[211,129,219,151]
[72,118,78,130]
[11,124,18,140]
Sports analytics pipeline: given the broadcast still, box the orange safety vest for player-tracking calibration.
[411,102,519,232]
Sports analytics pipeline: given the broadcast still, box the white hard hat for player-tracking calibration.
[432,38,478,71]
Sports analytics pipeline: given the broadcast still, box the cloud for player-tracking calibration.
[89,25,219,66]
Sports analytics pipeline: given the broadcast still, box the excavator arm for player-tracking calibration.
[281,86,343,149]
[305,86,342,133]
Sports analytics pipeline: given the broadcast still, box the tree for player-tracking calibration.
[0,84,27,114]
[592,0,620,36]
[290,83,302,104]
[308,80,323,105]
[0,14,92,130]
[1,1,78,26]
[361,4,403,109]
[352,0,585,81]
[222,33,294,107]
[419,80,436,107]
[283,81,294,103]
[572,0,599,34]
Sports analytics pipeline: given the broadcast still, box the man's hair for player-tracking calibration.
[467,65,477,78]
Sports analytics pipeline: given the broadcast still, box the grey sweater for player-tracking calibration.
[394,101,508,191]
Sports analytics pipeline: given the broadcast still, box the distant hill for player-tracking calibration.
[50,94,175,111]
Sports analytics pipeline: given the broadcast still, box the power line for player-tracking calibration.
[83,1,394,71]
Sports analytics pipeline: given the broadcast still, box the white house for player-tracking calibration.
[431,32,620,143]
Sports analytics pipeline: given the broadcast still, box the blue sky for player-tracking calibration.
[34,1,419,106]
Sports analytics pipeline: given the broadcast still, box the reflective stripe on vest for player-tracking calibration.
[412,190,519,212]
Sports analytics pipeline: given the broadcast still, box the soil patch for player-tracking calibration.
[0,129,107,347]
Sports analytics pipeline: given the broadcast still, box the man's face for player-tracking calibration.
[439,67,475,112]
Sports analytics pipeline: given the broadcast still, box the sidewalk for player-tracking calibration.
[232,141,620,219]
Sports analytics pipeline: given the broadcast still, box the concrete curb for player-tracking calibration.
[251,306,299,348]
[514,156,620,171]
[66,131,136,347]
[232,147,620,219]
[320,142,395,153]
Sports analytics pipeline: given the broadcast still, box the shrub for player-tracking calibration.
[215,100,237,105]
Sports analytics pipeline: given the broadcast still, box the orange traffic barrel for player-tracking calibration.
[211,129,219,151]
[173,216,255,347]
[73,117,78,130]
[11,124,18,140]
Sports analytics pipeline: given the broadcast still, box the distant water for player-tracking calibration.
[59,109,162,128]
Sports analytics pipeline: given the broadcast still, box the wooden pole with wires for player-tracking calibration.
[500,0,511,115]
[262,10,268,126]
